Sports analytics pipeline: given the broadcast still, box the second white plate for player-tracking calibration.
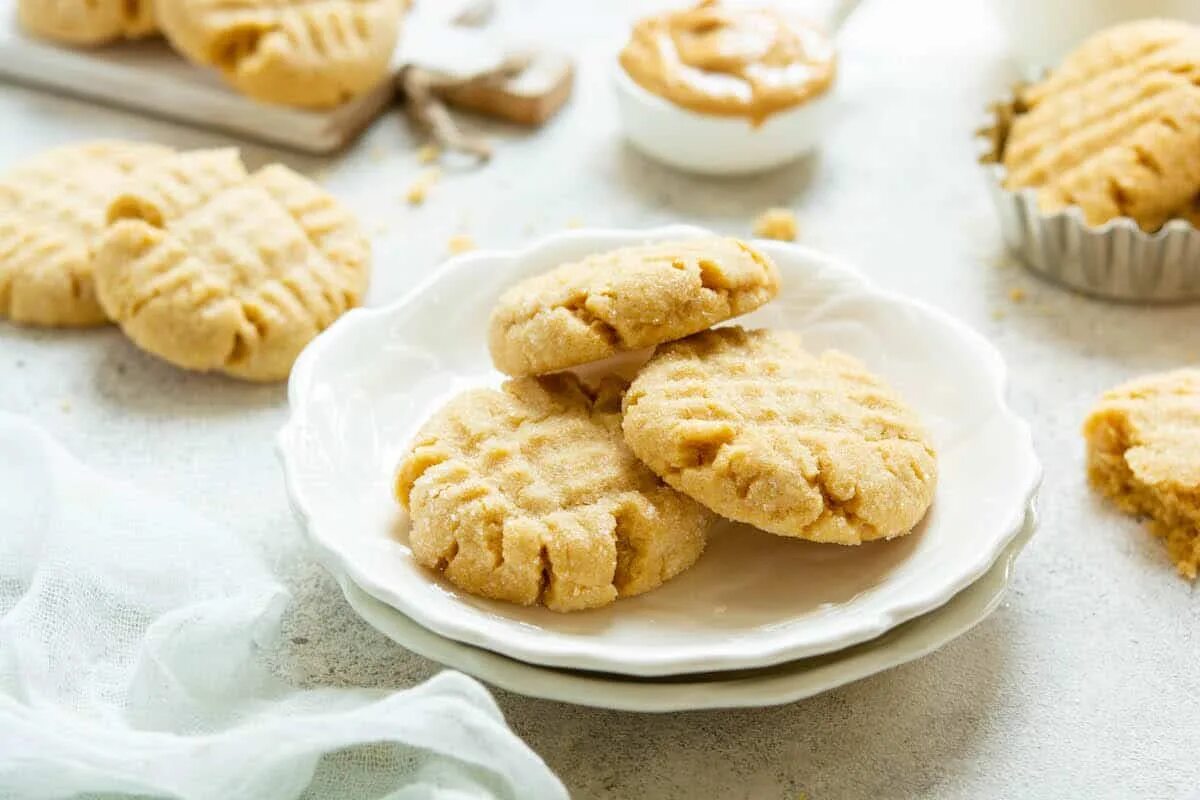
[278,226,1042,677]
[339,508,1037,712]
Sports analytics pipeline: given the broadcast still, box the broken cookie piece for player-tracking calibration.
[1083,368,1200,580]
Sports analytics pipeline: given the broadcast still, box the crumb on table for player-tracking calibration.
[448,234,476,254]
[753,208,798,241]
[417,144,441,164]
[406,168,442,205]
[1009,287,1027,303]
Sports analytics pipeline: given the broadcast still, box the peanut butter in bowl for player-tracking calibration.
[619,0,836,125]
[612,0,840,175]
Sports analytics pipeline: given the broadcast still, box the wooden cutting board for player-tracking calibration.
[0,13,394,154]
[0,9,572,154]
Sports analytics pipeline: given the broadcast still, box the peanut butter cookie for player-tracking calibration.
[622,327,937,544]
[395,375,711,612]
[1083,368,1200,580]
[94,148,370,381]
[1003,19,1200,231]
[19,0,156,46]
[488,238,780,377]
[156,0,403,108]
[0,141,174,327]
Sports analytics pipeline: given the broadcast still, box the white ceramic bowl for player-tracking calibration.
[278,226,1042,677]
[612,62,834,175]
[339,508,1036,712]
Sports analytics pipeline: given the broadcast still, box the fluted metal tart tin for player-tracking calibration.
[979,93,1200,303]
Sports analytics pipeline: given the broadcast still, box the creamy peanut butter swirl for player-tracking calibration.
[619,0,836,124]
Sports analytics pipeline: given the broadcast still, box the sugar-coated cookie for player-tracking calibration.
[1004,20,1200,231]
[488,237,780,377]
[156,0,404,108]
[94,148,370,381]
[1083,368,1200,580]
[622,327,937,544]
[0,141,174,327]
[18,0,156,46]
[395,374,711,612]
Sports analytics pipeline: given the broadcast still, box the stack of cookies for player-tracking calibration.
[395,237,938,612]
[17,0,405,109]
[0,141,370,381]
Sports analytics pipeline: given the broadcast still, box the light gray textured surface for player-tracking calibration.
[1,1,1197,798]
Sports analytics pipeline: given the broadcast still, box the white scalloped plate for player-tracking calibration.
[278,226,1041,677]
[339,508,1036,712]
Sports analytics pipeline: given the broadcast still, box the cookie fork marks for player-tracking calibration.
[395,375,711,612]
[156,0,404,109]
[623,327,938,544]
[1003,19,1200,231]
[94,149,370,381]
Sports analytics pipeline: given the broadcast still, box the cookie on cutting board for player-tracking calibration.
[156,0,405,109]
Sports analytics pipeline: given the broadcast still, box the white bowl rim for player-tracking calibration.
[337,507,1038,712]
[278,225,1043,676]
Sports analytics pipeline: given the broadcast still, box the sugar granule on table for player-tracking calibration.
[406,168,442,205]
[753,208,798,241]
[417,144,441,164]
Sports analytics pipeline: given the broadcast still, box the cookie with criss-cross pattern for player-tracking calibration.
[94,148,370,381]
[156,0,404,108]
[395,374,711,612]
[622,327,937,544]
[1003,19,1200,231]
[488,237,780,377]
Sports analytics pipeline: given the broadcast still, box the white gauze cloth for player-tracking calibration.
[0,412,567,800]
